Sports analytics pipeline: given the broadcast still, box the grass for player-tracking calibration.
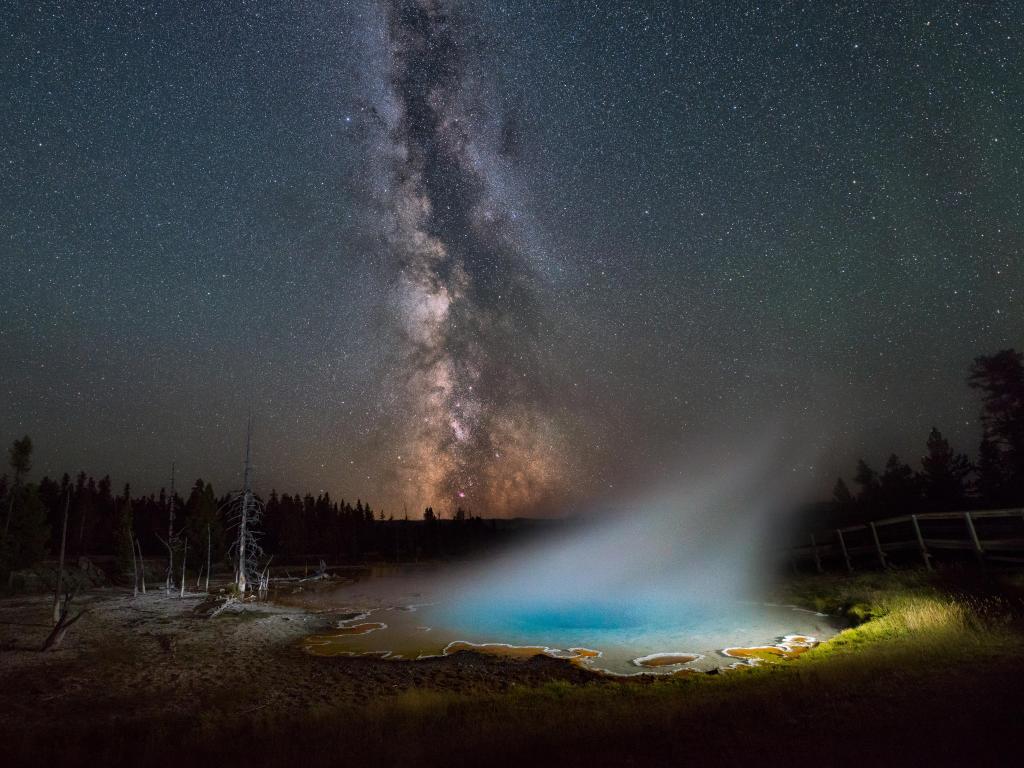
[7,568,1024,767]
[780,569,1021,661]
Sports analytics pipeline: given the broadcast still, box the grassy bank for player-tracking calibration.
[6,569,1024,767]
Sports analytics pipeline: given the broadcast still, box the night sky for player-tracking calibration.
[2,1,1021,516]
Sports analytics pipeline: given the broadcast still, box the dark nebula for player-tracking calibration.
[379,0,566,514]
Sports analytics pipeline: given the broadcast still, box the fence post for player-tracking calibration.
[964,512,984,565]
[836,529,853,573]
[869,522,888,569]
[911,514,932,571]
[810,533,822,573]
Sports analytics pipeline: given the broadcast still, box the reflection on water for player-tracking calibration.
[296,571,841,675]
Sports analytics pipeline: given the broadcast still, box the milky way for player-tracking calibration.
[373,0,568,514]
[1,1,1020,513]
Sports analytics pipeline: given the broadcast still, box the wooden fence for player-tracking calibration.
[791,508,1024,572]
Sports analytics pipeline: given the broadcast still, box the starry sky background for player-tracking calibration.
[1,0,1021,516]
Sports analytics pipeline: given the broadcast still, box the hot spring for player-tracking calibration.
[299,569,839,675]
[301,447,839,674]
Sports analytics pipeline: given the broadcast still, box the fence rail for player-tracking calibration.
[791,507,1024,572]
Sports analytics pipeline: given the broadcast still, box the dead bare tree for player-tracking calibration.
[205,523,211,592]
[164,462,177,593]
[221,416,265,595]
[179,537,187,598]
[135,537,147,594]
[130,534,139,598]
[42,589,87,651]
[52,490,70,624]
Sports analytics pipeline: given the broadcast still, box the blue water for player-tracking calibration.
[304,584,841,675]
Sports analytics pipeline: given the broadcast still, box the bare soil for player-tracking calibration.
[0,586,607,733]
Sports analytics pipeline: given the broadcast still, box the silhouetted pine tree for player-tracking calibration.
[974,435,1009,507]
[853,459,879,510]
[3,435,32,537]
[114,484,135,572]
[877,454,919,515]
[832,478,853,510]
[969,349,1024,504]
[920,428,972,511]
[185,480,224,563]
[95,475,115,554]
[0,437,49,576]
[6,485,49,571]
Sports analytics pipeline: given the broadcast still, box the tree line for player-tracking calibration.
[0,445,507,583]
[827,349,1024,527]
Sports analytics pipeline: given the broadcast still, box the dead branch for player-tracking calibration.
[42,589,88,651]
[209,596,239,619]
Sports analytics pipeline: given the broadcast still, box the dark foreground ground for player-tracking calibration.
[2,569,1023,767]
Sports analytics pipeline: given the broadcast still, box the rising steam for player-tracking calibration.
[446,436,811,627]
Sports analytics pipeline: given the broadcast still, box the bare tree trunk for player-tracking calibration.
[130,534,139,598]
[52,492,70,624]
[166,462,176,592]
[237,491,249,593]
[135,538,147,594]
[155,532,174,595]
[165,543,173,591]
[235,417,254,594]
[205,523,211,592]
[164,537,174,594]
[179,538,187,598]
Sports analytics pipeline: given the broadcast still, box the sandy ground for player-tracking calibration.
[0,583,608,732]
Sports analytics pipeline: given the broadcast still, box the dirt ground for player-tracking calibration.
[0,585,607,732]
